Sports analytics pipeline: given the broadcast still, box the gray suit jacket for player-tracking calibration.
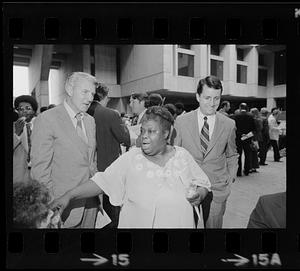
[13,119,35,183]
[174,110,238,203]
[31,104,98,228]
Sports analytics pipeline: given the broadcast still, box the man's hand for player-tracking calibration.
[49,193,71,216]
[186,186,208,206]
[14,117,25,136]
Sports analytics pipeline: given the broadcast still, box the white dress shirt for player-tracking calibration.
[197,108,216,140]
[64,100,88,140]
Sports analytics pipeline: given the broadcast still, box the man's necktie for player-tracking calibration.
[75,113,88,144]
[26,123,32,164]
[200,116,209,154]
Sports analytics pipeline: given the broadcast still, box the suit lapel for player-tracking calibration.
[57,105,89,157]
[204,112,225,158]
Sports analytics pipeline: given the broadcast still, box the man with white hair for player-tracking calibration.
[31,72,99,228]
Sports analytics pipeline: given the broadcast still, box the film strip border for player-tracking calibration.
[4,2,300,269]
[3,4,300,42]
[6,230,300,268]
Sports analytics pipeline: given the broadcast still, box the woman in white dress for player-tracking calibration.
[50,106,211,228]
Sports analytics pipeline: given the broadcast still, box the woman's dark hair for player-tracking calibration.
[197,75,223,95]
[13,180,51,228]
[143,106,174,134]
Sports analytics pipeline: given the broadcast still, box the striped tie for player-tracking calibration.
[200,116,209,154]
[75,113,88,144]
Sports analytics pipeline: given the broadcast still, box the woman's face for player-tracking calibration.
[141,119,168,156]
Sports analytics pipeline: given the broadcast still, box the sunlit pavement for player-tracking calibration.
[223,150,286,228]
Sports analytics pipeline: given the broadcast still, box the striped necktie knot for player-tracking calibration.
[200,116,209,154]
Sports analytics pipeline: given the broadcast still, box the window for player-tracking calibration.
[274,50,286,85]
[259,53,265,66]
[178,53,194,77]
[13,65,29,97]
[210,45,220,56]
[178,45,191,50]
[258,68,267,86]
[236,48,244,61]
[210,59,223,80]
[237,64,247,83]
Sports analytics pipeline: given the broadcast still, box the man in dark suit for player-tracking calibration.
[93,83,131,228]
[247,192,286,228]
[233,103,256,176]
[259,107,270,165]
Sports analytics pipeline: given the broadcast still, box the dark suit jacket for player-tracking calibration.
[94,104,130,171]
[233,111,256,139]
[247,192,286,228]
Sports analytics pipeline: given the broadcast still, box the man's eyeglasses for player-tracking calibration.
[17,106,33,112]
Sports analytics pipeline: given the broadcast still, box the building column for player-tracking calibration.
[28,45,53,110]
[223,45,236,95]
[194,45,209,81]
[246,46,259,95]
[267,98,277,111]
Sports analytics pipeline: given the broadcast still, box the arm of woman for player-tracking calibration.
[49,179,103,214]
[181,148,211,206]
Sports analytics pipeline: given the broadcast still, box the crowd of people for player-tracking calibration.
[12,72,286,229]
[218,101,285,177]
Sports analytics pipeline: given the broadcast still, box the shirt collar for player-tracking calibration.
[64,99,82,120]
[197,107,215,120]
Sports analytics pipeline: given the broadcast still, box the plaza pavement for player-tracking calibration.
[223,150,286,228]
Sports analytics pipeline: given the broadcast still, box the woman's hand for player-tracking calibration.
[49,193,71,215]
[186,186,208,206]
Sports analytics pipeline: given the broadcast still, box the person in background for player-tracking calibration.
[233,103,256,176]
[249,108,263,173]
[50,106,211,228]
[31,72,99,228]
[145,93,163,108]
[93,83,131,228]
[164,103,178,119]
[173,76,238,228]
[129,93,148,126]
[247,192,286,228]
[13,95,38,183]
[218,101,231,116]
[258,108,270,166]
[175,102,186,116]
[268,108,282,162]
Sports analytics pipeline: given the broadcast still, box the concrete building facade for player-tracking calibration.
[13,44,286,114]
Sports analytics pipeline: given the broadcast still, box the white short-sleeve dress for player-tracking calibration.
[91,146,211,228]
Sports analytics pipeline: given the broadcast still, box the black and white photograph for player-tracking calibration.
[12,44,286,229]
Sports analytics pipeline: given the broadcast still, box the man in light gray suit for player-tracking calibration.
[173,76,238,228]
[31,72,99,228]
